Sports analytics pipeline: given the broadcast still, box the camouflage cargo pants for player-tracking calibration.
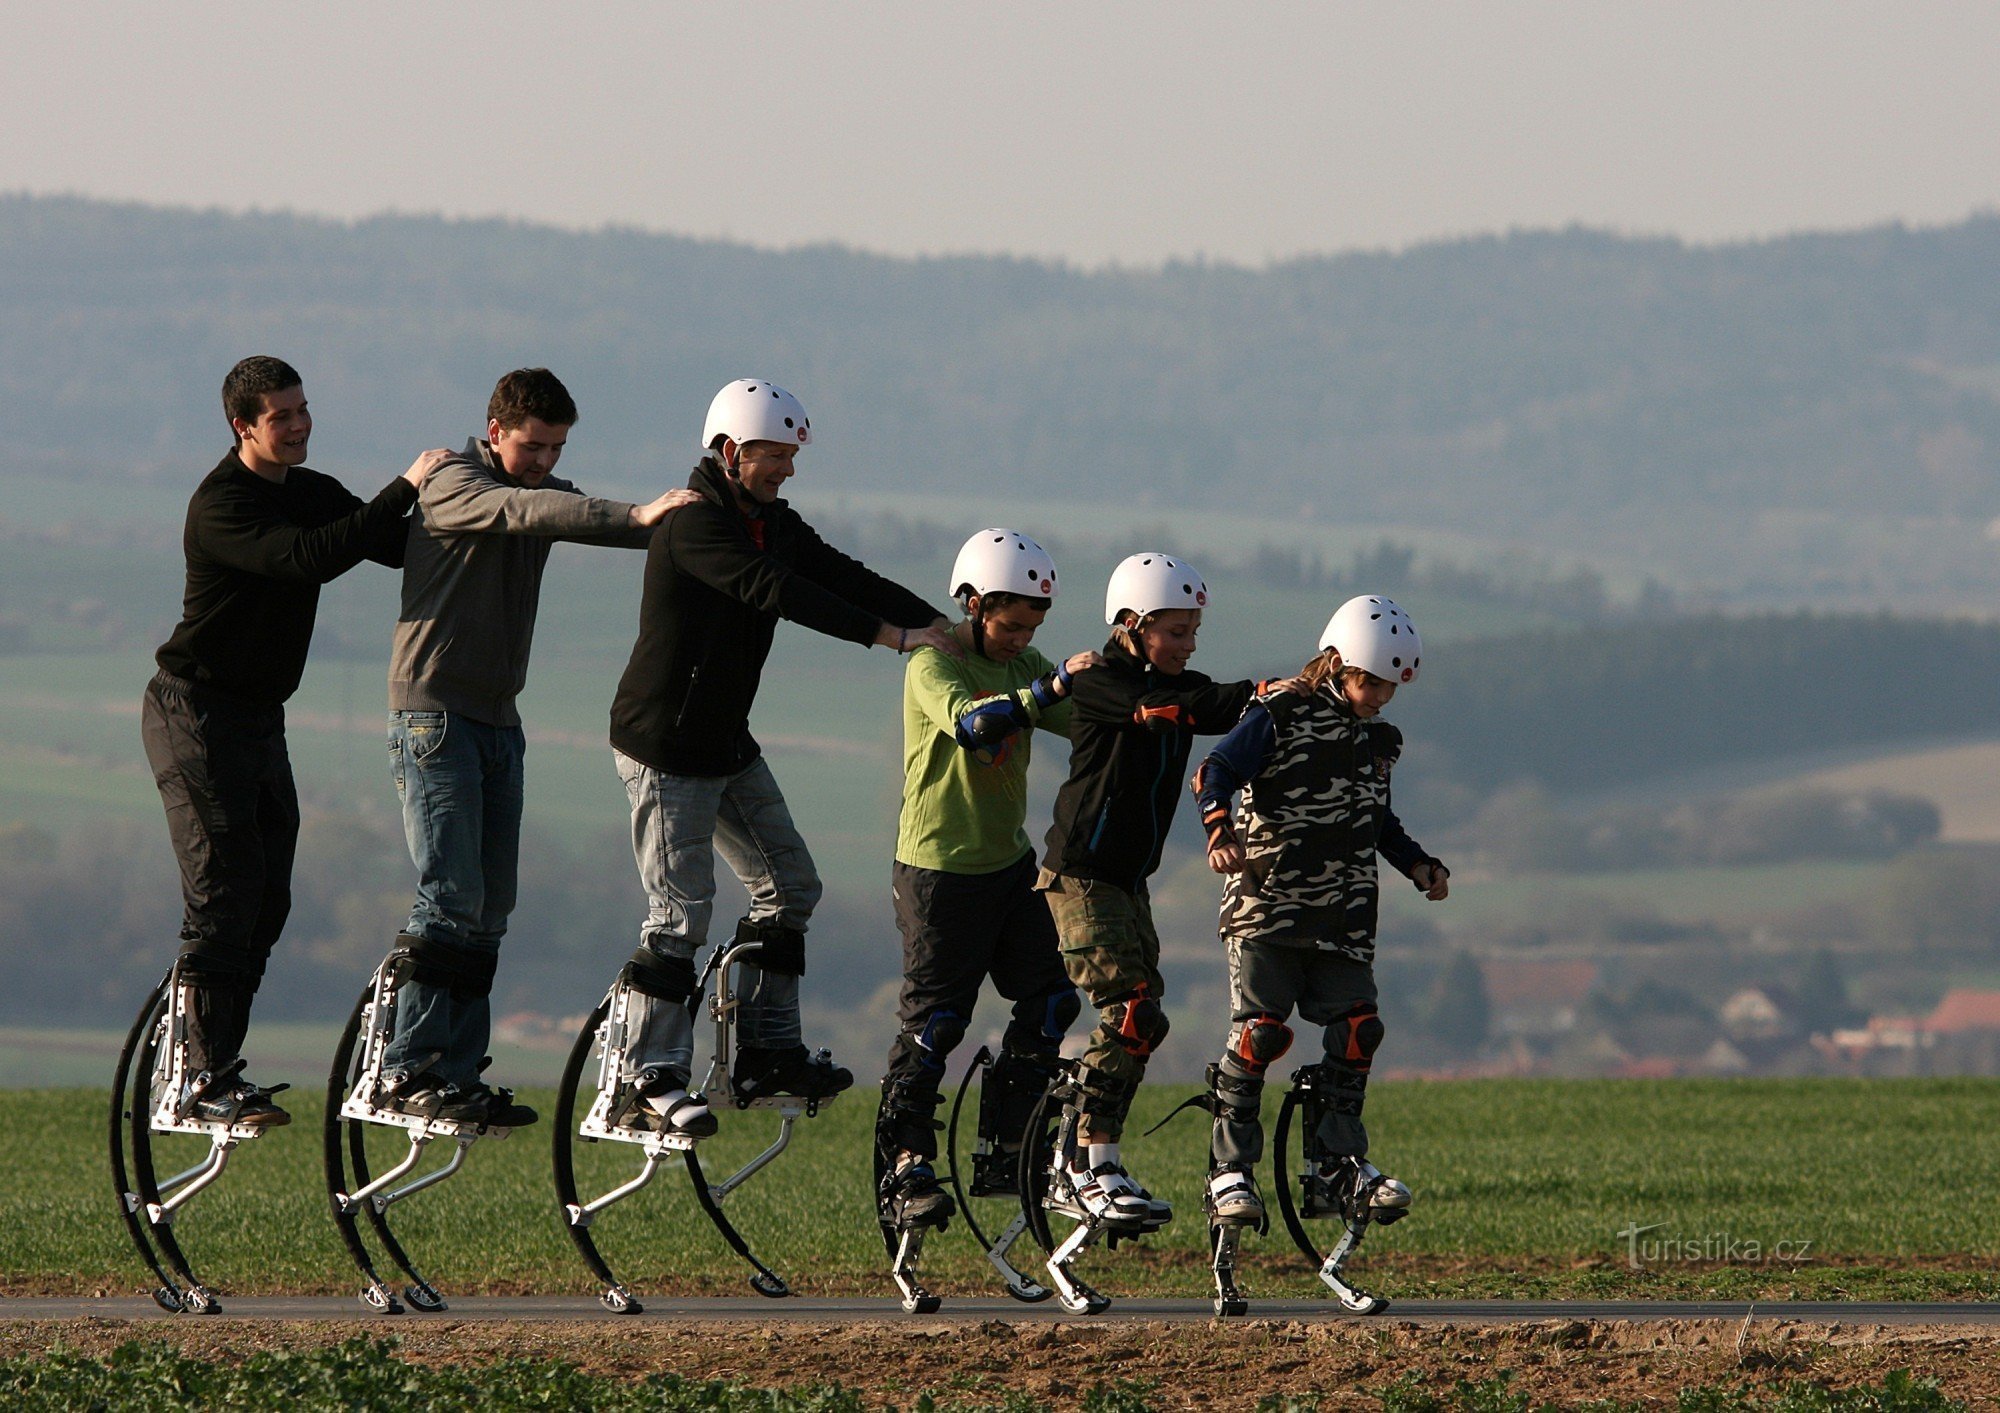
[1038,869,1165,1140]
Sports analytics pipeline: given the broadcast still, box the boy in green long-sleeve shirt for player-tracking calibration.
[874,529,1094,1236]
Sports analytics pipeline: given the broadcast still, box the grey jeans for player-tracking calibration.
[614,750,823,1078]
[1210,938,1379,1170]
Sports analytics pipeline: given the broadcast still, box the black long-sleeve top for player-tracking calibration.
[609,457,943,778]
[1039,637,1257,891]
[153,450,417,706]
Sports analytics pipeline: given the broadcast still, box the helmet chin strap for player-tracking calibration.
[966,594,989,659]
[1120,614,1155,670]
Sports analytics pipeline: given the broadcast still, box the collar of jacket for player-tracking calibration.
[462,436,499,472]
[1100,634,1148,672]
[1320,681,1362,720]
[689,455,790,521]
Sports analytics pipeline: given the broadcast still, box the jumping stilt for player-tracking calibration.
[324,965,517,1315]
[110,970,282,1315]
[1208,1222,1250,1317]
[1272,1065,1401,1316]
[940,1047,1052,1303]
[1017,1061,1137,1316]
[553,938,834,1309]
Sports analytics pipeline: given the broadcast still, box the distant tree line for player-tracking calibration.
[1400,611,2000,796]
[1455,783,1942,873]
[5,195,2000,544]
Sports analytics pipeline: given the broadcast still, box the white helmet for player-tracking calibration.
[949,528,1059,604]
[1104,552,1209,626]
[1320,595,1422,684]
[702,378,812,457]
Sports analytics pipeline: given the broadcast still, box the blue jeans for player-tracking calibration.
[614,750,822,1078]
[381,710,525,1087]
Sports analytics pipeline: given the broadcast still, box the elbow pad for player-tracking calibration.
[956,697,1031,751]
[1134,702,1190,734]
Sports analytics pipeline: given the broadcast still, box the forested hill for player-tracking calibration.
[1400,612,2000,795]
[5,195,1999,550]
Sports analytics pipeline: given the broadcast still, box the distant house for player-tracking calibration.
[1922,990,2000,1034]
[1719,985,1799,1040]
[1480,959,1598,1038]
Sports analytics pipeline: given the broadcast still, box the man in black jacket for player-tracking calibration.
[142,355,444,1126]
[603,379,953,1129]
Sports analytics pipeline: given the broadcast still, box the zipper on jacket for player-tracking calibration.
[1143,733,1171,876]
[673,666,702,731]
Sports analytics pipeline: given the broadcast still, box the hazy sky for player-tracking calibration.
[7,0,1996,266]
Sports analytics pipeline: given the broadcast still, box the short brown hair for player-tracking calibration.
[221,356,302,439]
[487,368,578,432]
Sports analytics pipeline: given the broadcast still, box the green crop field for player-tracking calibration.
[16,1078,2000,1305]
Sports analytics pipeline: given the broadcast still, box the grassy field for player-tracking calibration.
[17,1078,2000,1304]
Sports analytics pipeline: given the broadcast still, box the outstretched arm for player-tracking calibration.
[941,651,1097,752]
[1191,704,1278,873]
[201,465,424,584]
[420,457,640,539]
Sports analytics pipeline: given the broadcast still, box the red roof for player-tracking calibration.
[1924,990,2000,1033]
[1480,959,1599,1010]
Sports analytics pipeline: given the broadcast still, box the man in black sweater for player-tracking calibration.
[603,378,954,1128]
[141,356,444,1126]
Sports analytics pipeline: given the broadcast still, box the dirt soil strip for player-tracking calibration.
[7,1306,2000,1409]
[12,1297,2000,1325]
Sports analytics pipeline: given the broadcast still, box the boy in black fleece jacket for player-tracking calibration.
[1035,552,1286,1229]
[600,380,954,1131]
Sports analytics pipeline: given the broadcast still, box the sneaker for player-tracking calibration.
[465,1083,539,1129]
[377,1077,454,1121]
[611,1069,718,1138]
[381,1078,538,1128]
[182,1064,292,1128]
[1206,1167,1264,1226]
[1304,1156,1410,1222]
[731,1044,854,1102]
[881,1159,956,1232]
[1064,1161,1154,1227]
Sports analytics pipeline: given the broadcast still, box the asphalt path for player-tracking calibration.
[9,1296,2000,1325]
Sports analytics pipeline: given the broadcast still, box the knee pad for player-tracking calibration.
[1005,986,1080,1056]
[1227,1012,1294,1076]
[1040,987,1082,1044]
[1109,986,1169,1059]
[1206,1062,1263,1127]
[896,1008,968,1074]
[1328,1002,1384,1074]
[622,946,697,1003]
[734,918,806,976]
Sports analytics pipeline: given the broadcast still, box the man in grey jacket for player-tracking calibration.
[371,367,694,1128]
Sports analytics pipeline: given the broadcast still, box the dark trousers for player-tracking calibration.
[879,854,1073,1159]
[1211,940,1379,1169]
[140,671,299,1071]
